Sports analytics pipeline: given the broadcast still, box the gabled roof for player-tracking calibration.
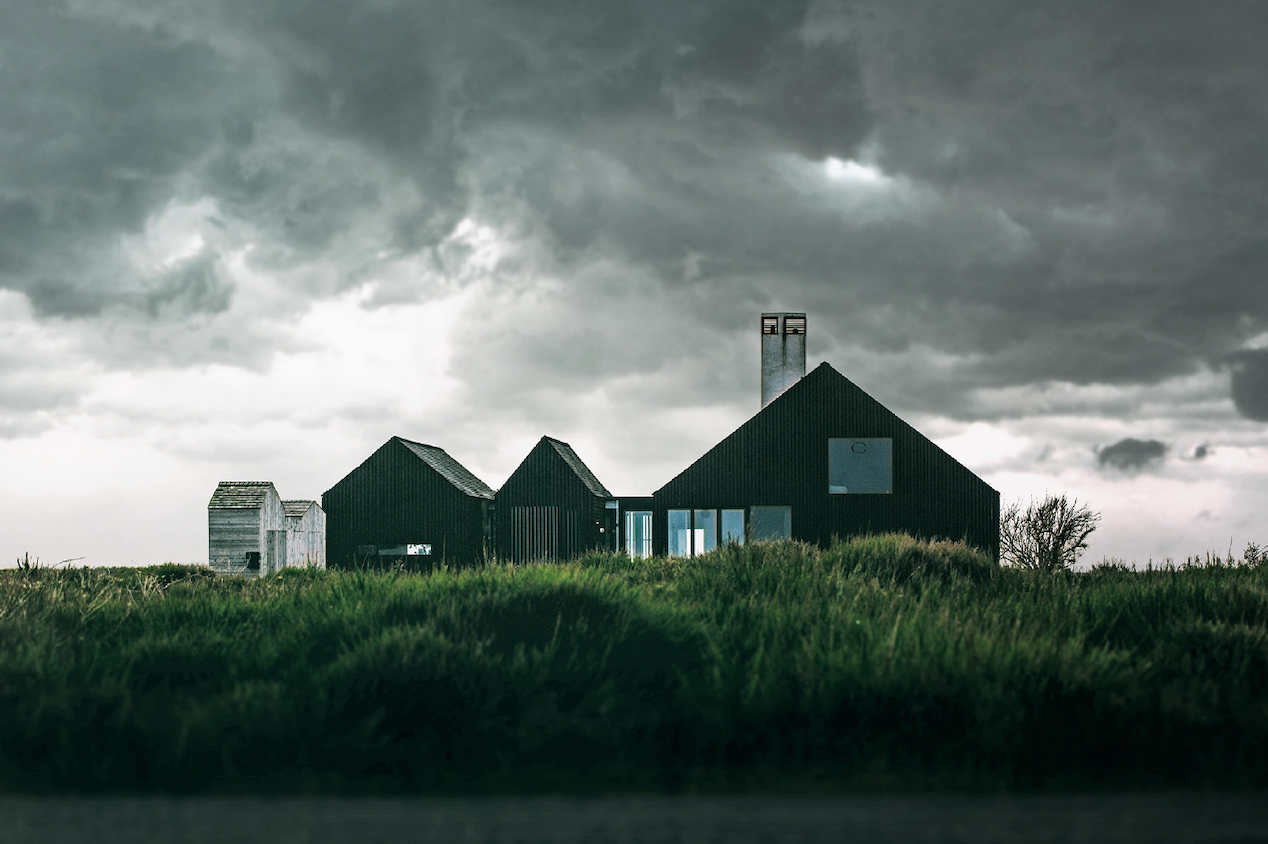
[396,437,495,500]
[654,361,996,496]
[282,499,318,518]
[544,436,612,498]
[209,481,278,509]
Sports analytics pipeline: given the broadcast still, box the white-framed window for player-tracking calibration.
[828,438,893,494]
[624,510,652,558]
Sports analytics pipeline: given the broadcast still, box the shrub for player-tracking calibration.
[1000,494,1100,572]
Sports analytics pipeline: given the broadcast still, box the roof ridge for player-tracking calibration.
[544,437,612,499]
[395,437,495,500]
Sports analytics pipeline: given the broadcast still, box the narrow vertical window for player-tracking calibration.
[694,510,718,554]
[668,510,691,557]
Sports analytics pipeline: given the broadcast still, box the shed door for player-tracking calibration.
[265,530,287,575]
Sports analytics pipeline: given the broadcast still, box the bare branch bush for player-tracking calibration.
[1000,494,1101,572]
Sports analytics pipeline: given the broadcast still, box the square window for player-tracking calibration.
[762,317,779,335]
[828,438,892,494]
[784,316,805,334]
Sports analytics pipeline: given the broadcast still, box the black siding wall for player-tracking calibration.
[653,364,1000,558]
[323,439,489,568]
[496,440,606,562]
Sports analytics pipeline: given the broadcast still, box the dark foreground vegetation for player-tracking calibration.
[2,536,1266,795]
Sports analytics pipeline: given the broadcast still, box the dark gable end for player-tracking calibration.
[653,362,1000,558]
[322,436,493,568]
[496,436,613,561]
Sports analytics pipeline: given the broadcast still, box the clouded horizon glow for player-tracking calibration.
[3,0,1266,568]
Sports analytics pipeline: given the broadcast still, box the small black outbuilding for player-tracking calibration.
[322,436,495,568]
[495,436,615,562]
[651,362,1000,559]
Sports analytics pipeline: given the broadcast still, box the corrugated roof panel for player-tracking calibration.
[209,481,276,509]
[397,438,496,500]
[546,437,612,498]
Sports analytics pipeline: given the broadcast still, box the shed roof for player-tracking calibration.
[545,436,612,498]
[397,438,495,499]
[209,481,278,509]
[282,499,318,518]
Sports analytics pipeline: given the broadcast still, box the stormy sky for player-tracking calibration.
[3,0,1266,567]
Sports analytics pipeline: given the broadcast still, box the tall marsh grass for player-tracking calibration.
[1,536,1265,794]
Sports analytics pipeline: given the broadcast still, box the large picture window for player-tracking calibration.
[750,506,792,541]
[669,509,721,556]
[828,438,892,494]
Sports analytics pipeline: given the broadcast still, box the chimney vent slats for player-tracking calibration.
[760,312,807,407]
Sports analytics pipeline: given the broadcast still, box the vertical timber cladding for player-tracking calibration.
[652,363,1000,559]
[495,436,613,562]
[321,437,495,569]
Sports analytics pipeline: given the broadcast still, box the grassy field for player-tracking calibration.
[1,535,1266,794]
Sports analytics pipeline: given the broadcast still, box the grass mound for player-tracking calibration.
[1,535,1265,794]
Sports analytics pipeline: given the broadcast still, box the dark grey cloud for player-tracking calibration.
[1193,444,1210,460]
[2,0,1267,425]
[1223,349,1268,421]
[1097,438,1167,471]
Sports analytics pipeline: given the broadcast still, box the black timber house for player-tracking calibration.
[322,436,494,568]
[319,313,998,567]
[650,360,1000,559]
[495,436,616,562]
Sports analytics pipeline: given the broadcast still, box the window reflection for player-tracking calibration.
[668,509,691,557]
[694,509,717,554]
[750,506,792,541]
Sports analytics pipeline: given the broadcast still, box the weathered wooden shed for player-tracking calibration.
[283,500,327,569]
[496,436,615,562]
[208,481,288,577]
[651,362,1000,559]
[322,436,495,569]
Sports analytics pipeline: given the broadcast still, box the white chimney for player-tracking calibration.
[760,312,806,408]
